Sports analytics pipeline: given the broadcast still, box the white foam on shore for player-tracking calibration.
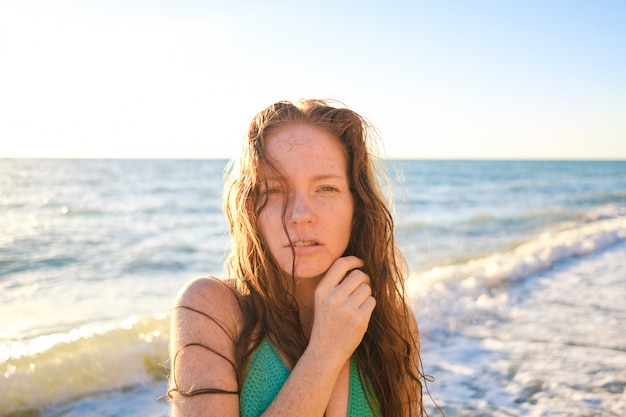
[0,314,170,416]
[408,215,626,332]
[415,226,626,416]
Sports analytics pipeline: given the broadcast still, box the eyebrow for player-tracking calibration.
[310,174,348,181]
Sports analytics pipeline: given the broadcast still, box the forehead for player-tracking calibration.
[263,123,348,173]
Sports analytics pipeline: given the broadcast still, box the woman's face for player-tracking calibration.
[258,123,354,281]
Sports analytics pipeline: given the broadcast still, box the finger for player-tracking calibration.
[333,269,371,299]
[359,295,376,317]
[317,256,364,291]
[345,282,373,308]
[349,290,376,329]
[341,268,371,287]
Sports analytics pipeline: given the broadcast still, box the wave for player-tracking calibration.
[407,214,626,333]
[2,211,625,415]
[0,314,170,416]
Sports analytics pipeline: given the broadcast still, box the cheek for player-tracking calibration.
[337,199,355,241]
[346,196,355,226]
[258,206,283,247]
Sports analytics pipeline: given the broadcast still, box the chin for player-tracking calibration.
[287,263,327,281]
[279,254,337,281]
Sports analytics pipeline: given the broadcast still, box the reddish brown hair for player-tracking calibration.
[223,99,426,416]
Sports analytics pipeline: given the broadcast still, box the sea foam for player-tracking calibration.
[408,215,626,333]
[0,314,170,415]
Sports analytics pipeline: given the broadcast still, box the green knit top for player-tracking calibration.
[240,337,378,417]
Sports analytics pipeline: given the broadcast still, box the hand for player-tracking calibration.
[309,256,376,362]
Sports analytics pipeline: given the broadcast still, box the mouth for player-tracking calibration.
[290,240,319,248]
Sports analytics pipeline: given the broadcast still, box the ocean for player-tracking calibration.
[1,159,625,416]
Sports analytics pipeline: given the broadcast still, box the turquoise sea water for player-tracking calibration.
[1,159,625,416]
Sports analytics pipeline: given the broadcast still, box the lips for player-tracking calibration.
[291,240,319,247]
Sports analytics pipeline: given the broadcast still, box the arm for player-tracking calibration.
[169,277,242,417]
[261,256,376,416]
[169,256,375,417]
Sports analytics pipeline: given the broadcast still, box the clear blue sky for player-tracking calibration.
[1,0,625,159]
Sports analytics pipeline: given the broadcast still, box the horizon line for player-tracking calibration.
[2,156,626,162]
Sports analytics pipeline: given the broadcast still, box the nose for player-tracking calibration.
[288,191,314,224]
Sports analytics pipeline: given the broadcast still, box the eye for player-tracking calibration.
[262,183,284,196]
[319,185,338,192]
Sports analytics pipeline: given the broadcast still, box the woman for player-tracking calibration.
[168,99,428,416]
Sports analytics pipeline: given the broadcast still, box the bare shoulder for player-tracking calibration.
[169,277,243,415]
[175,276,241,312]
[172,276,243,341]
[169,277,242,392]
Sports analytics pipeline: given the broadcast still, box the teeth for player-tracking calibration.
[293,241,318,247]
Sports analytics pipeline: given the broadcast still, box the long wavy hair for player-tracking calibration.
[223,99,426,416]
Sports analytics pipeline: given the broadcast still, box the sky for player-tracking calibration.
[1,0,625,159]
